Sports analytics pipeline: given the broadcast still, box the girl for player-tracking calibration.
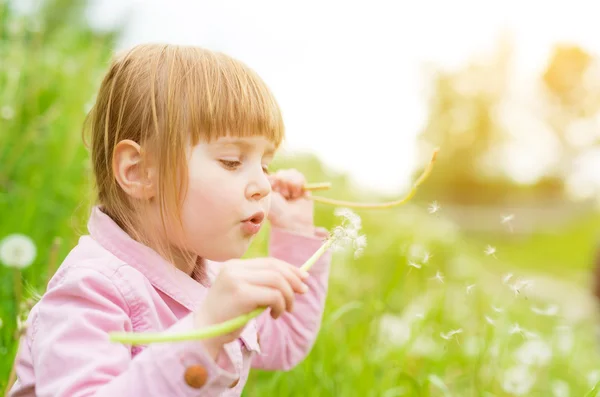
[8,43,332,396]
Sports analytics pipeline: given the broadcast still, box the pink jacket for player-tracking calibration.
[8,206,331,396]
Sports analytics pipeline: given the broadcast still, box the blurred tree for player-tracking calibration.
[540,44,600,196]
[413,35,517,204]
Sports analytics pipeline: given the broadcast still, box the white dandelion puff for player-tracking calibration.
[0,234,37,269]
[502,364,536,396]
[331,208,366,258]
[1,105,15,120]
[428,201,441,214]
[440,328,463,340]
[484,245,497,257]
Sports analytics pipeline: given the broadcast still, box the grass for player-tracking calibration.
[3,1,600,396]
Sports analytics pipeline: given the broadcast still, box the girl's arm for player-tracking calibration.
[251,226,332,371]
[19,265,239,397]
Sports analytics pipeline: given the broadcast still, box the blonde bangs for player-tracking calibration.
[167,48,285,147]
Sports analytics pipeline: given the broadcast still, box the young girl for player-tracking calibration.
[8,43,332,396]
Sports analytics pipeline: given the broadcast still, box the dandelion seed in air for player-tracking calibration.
[422,251,432,264]
[485,315,496,326]
[501,214,515,232]
[531,304,559,316]
[441,328,463,340]
[431,270,444,283]
[502,273,513,284]
[484,245,497,258]
[428,201,441,214]
[408,260,421,269]
[466,284,476,294]
[509,323,523,336]
[492,305,504,313]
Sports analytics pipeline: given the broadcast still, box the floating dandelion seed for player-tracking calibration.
[510,279,532,296]
[466,284,476,294]
[501,214,515,232]
[485,315,496,326]
[484,245,497,257]
[509,323,524,336]
[441,328,463,340]
[422,251,432,264]
[428,201,441,214]
[408,260,421,269]
[492,305,504,313]
[531,304,559,316]
[415,313,425,319]
[431,271,444,283]
[502,273,513,284]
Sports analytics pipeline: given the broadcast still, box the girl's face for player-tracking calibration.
[170,136,275,262]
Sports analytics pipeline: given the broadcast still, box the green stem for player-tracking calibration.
[109,238,333,345]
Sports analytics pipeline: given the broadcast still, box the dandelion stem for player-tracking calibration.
[109,238,334,345]
[309,148,439,208]
[13,269,22,310]
[303,182,331,191]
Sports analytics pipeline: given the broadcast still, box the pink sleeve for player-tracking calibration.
[252,226,332,371]
[28,266,238,397]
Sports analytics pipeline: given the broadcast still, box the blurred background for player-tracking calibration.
[3,0,600,395]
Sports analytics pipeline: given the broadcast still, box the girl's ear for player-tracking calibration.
[112,139,156,200]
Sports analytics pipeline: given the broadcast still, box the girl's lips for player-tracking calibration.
[240,211,265,235]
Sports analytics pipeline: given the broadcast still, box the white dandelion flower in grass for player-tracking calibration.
[1,105,15,120]
[515,339,552,366]
[428,201,441,214]
[502,364,536,396]
[551,380,569,397]
[0,234,37,269]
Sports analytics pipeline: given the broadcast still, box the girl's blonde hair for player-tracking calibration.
[84,43,284,268]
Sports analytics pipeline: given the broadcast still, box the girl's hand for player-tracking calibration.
[194,257,309,358]
[267,169,315,235]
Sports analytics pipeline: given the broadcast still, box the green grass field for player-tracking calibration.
[3,2,600,396]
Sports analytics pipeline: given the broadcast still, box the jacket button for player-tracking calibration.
[184,365,208,389]
[229,378,240,388]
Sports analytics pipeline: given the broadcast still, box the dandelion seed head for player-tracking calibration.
[331,208,366,258]
[408,260,421,269]
[0,234,37,269]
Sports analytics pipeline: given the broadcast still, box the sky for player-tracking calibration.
[84,0,600,196]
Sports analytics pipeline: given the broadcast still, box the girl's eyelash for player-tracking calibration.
[219,160,241,169]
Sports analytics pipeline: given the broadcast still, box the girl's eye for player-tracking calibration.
[219,160,241,170]
[262,165,270,174]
